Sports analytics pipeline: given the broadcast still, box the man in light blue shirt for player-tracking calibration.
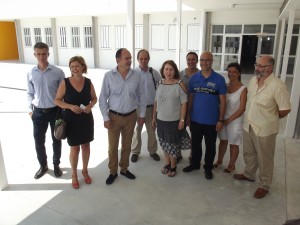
[27,42,65,179]
[99,48,146,185]
[131,49,161,163]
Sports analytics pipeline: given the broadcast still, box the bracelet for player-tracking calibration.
[180,119,185,122]
[218,119,224,123]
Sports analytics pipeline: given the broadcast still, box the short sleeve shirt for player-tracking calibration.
[189,70,227,125]
[243,74,291,136]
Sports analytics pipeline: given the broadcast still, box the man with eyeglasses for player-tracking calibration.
[183,51,227,180]
[234,55,291,199]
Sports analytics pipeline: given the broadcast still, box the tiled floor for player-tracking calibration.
[0,62,299,225]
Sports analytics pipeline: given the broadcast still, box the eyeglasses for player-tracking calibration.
[254,63,271,68]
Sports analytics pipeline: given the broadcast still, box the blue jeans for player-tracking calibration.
[32,107,61,168]
[190,121,217,171]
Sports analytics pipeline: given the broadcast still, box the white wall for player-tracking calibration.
[211,10,279,24]
[21,18,53,65]
[55,17,94,68]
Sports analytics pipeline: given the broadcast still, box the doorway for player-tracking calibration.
[240,35,258,74]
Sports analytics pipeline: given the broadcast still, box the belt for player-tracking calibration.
[147,105,154,108]
[34,106,57,113]
[109,109,136,117]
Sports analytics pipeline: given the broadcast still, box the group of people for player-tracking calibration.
[27,42,291,199]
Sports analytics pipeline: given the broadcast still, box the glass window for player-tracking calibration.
[287,57,295,74]
[135,25,143,49]
[212,35,222,53]
[225,25,242,34]
[261,36,275,54]
[45,27,52,47]
[263,24,276,34]
[23,28,32,47]
[71,27,81,48]
[244,25,261,34]
[285,24,300,34]
[84,26,93,48]
[151,24,164,50]
[33,28,42,43]
[115,25,126,49]
[212,54,221,71]
[59,27,67,48]
[187,24,200,51]
[212,25,223,34]
[225,37,240,54]
[100,25,110,49]
[290,36,298,55]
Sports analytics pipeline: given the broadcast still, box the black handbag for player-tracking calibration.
[54,108,67,140]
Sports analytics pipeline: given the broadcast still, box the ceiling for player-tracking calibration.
[0,0,299,20]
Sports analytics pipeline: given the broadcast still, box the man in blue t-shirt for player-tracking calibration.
[183,51,226,180]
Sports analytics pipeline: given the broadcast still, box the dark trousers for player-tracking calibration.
[32,108,61,168]
[190,121,217,171]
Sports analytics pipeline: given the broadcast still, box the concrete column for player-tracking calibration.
[14,19,24,63]
[127,0,135,68]
[275,19,286,77]
[92,16,100,68]
[142,14,149,50]
[0,141,8,191]
[175,0,182,67]
[51,18,59,65]
[281,9,295,82]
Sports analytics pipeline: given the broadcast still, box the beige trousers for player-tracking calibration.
[108,111,137,174]
[243,125,277,190]
[131,107,158,155]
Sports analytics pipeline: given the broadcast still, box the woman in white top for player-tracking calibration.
[152,60,190,177]
[214,63,247,173]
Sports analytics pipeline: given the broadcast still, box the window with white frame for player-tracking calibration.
[115,25,126,49]
[23,28,32,47]
[100,25,110,49]
[84,26,93,48]
[71,27,81,48]
[45,27,52,47]
[59,27,67,48]
[168,25,176,50]
[33,27,42,43]
[135,24,143,49]
[187,24,201,51]
[151,24,164,50]
[168,24,184,50]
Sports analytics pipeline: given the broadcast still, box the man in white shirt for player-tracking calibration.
[131,49,161,163]
[99,48,146,185]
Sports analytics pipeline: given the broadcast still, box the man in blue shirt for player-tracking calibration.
[183,51,226,180]
[27,42,65,179]
[99,48,146,185]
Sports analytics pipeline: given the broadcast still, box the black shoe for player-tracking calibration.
[34,165,48,179]
[131,154,138,163]
[150,153,160,161]
[120,170,136,179]
[54,165,62,178]
[205,170,213,180]
[183,164,200,173]
[106,173,118,185]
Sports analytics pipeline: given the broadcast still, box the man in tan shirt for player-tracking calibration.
[234,56,291,199]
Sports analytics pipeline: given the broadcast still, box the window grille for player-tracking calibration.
[135,25,143,49]
[151,25,164,50]
[187,24,200,51]
[100,25,110,49]
[84,26,93,48]
[34,28,42,43]
[59,27,67,47]
[45,27,52,47]
[23,28,32,47]
[115,25,126,49]
[71,27,81,48]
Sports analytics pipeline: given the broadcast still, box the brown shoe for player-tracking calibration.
[254,188,269,198]
[233,173,255,182]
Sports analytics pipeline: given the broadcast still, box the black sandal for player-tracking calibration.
[168,166,177,177]
[161,164,171,174]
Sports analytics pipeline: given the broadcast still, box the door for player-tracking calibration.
[240,35,258,74]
